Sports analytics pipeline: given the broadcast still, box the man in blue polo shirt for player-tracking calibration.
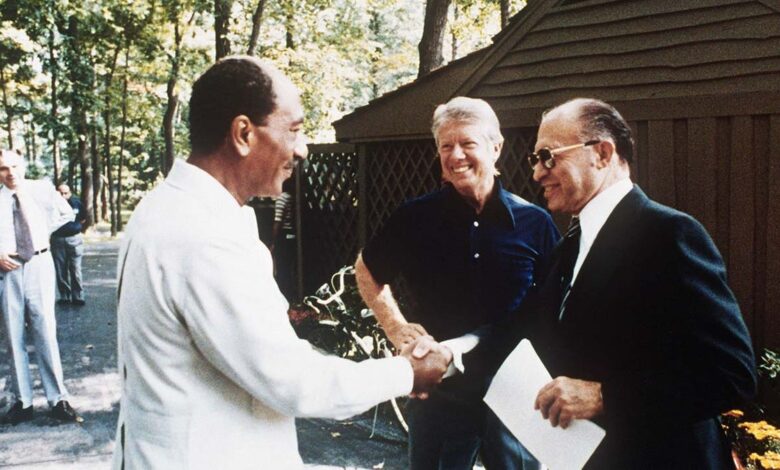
[52,184,86,306]
[355,97,559,470]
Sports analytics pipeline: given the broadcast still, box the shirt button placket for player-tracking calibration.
[472,220,480,261]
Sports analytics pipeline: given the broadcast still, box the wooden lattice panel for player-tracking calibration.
[365,139,441,239]
[301,146,360,293]
[498,128,546,205]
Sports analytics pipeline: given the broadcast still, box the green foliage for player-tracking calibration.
[0,0,525,216]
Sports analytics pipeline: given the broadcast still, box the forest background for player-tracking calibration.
[0,0,525,235]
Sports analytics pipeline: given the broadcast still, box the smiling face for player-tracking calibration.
[436,121,500,204]
[0,151,26,190]
[246,75,308,198]
[532,112,602,215]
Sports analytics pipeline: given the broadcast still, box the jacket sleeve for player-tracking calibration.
[600,213,757,425]
[178,233,413,420]
[47,183,75,233]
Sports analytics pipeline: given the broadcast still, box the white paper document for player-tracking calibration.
[484,339,606,470]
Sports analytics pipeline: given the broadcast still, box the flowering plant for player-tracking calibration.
[723,348,780,469]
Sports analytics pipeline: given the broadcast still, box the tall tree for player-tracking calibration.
[418,0,451,77]
[245,0,265,55]
[161,0,197,175]
[500,0,509,28]
[214,0,232,59]
[62,13,96,229]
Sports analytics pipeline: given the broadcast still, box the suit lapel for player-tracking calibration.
[561,186,649,321]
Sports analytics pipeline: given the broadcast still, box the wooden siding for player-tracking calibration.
[625,114,780,351]
[472,0,780,109]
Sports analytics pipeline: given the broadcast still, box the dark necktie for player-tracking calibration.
[557,216,581,320]
[13,193,35,262]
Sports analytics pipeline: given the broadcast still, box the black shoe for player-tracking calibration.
[72,299,85,306]
[2,401,33,425]
[57,299,70,305]
[50,400,83,423]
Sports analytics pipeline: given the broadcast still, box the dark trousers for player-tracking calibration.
[51,234,84,301]
[407,393,539,470]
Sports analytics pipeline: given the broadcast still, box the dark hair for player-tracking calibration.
[575,98,634,163]
[188,56,276,155]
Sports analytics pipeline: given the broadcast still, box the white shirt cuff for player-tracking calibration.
[441,333,480,378]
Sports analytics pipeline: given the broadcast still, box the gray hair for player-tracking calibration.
[431,97,504,146]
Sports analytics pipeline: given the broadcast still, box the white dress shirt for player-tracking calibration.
[571,178,634,284]
[113,159,413,470]
[0,181,74,254]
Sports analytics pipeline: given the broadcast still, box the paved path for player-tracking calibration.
[0,237,409,469]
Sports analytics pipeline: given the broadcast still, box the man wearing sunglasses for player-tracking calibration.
[470,98,756,468]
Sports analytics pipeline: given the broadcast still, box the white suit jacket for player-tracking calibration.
[112,160,412,469]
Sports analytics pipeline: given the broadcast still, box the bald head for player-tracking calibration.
[543,98,634,164]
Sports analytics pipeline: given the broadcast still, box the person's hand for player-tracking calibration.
[400,335,452,399]
[0,253,20,272]
[534,377,603,429]
[386,322,428,350]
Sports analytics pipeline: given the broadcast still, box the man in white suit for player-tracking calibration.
[112,56,451,469]
[0,149,82,425]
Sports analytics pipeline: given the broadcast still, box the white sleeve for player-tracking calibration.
[441,333,481,378]
[179,234,413,420]
[48,185,75,233]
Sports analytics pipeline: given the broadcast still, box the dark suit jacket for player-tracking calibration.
[470,186,757,469]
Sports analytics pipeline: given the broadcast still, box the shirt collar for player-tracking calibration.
[165,159,243,213]
[444,179,516,228]
[577,178,633,249]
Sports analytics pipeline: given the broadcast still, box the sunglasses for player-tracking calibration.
[527,140,600,169]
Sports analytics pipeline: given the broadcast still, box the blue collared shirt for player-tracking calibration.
[362,181,560,341]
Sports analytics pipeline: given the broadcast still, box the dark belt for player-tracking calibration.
[11,248,48,260]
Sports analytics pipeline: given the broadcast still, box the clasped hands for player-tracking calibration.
[388,323,451,399]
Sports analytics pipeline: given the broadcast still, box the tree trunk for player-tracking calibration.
[102,46,119,224]
[500,0,509,28]
[26,116,37,161]
[246,0,266,55]
[49,25,61,183]
[285,5,295,50]
[0,66,14,150]
[115,47,129,234]
[369,9,381,99]
[162,16,181,175]
[65,14,93,229]
[77,122,92,229]
[451,3,458,61]
[418,0,451,78]
[214,0,232,60]
[90,121,101,223]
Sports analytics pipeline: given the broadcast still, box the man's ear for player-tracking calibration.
[492,141,503,163]
[595,140,616,169]
[230,115,254,158]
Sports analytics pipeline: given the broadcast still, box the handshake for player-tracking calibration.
[392,324,452,399]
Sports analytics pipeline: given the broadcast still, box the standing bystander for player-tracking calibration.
[51,184,86,306]
[0,149,82,425]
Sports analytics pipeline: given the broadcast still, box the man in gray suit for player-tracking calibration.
[0,149,81,425]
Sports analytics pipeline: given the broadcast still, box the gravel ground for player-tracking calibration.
[0,235,409,469]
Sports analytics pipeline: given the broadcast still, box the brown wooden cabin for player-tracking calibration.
[301,0,780,353]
